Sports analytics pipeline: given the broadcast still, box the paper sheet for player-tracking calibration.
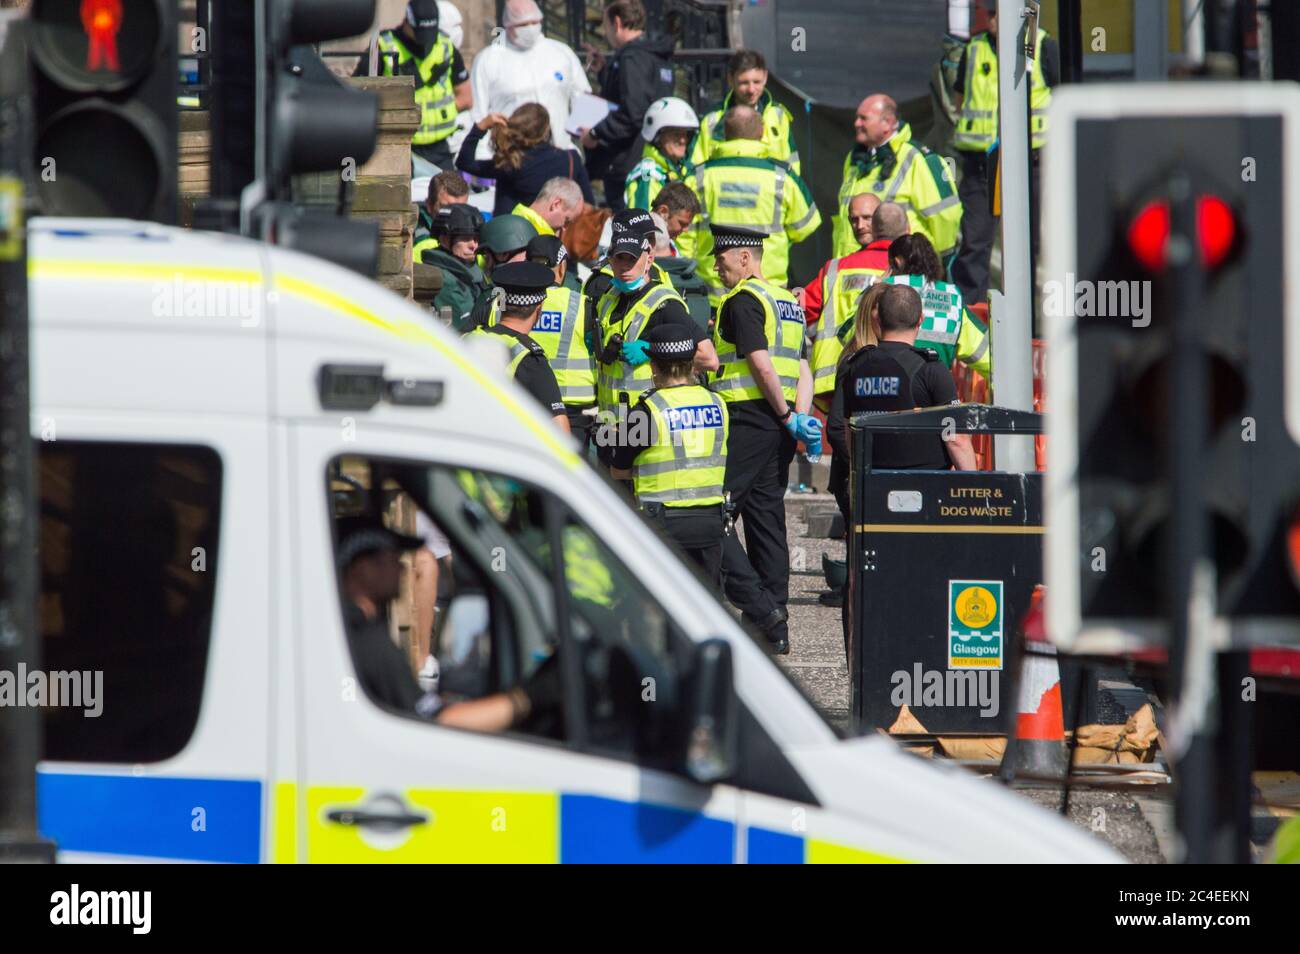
[565,93,618,137]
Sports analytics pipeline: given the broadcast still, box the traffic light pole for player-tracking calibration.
[991,0,1036,473]
[1165,172,1221,863]
[0,14,54,864]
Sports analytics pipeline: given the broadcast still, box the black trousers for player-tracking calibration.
[951,148,1042,308]
[646,504,725,589]
[566,406,593,455]
[721,422,796,620]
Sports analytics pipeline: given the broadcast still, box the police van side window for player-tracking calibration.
[39,442,222,763]
[328,457,692,769]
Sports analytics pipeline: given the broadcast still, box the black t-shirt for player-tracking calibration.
[955,34,1059,94]
[483,324,566,416]
[715,289,806,431]
[344,602,421,714]
[831,340,958,469]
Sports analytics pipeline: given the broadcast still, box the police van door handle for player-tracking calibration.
[325,794,429,831]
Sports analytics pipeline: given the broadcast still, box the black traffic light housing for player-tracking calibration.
[208,0,379,276]
[1062,110,1300,643]
[28,0,177,222]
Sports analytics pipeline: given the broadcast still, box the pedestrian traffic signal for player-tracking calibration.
[28,0,176,221]
[1045,84,1300,652]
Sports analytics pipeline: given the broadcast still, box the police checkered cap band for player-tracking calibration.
[503,290,547,308]
[711,229,765,252]
[648,337,696,358]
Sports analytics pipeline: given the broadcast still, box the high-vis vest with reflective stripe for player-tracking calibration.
[884,273,962,367]
[489,285,595,405]
[379,32,459,146]
[633,385,729,508]
[624,142,691,211]
[712,278,803,404]
[596,283,688,413]
[464,326,532,378]
[954,30,1051,152]
[690,139,821,304]
[690,91,800,175]
[831,124,961,259]
[810,259,887,395]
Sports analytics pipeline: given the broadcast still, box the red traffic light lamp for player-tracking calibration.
[1126,194,1239,272]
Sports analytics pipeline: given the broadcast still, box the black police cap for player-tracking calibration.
[492,261,554,308]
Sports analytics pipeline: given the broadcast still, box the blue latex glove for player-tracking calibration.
[621,338,651,367]
[783,413,802,440]
[796,414,823,444]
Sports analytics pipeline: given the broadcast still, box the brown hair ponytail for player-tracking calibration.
[491,103,552,171]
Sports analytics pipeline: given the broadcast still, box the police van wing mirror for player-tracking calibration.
[682,639,739,785]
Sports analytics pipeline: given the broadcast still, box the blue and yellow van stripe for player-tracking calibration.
[38,773,908,863]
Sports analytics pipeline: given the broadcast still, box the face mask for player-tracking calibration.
[611,273,648,294]
[509,24,543,50]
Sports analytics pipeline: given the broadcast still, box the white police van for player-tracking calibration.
[29,219,1119,863]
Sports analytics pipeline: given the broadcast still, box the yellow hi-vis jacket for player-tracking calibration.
[596,282,689,414]
[632,384,729,508]
[689,89,800,175]
[378,32,459,146]
[487,285,595,406]
[624,142,692,212]
[809,258,887,396]
[831,123,962,259]
[511,203,555,237]
[464,326,535,379]
[954,29,1052,152]
[689,139,821,305]
[712,277,804,405]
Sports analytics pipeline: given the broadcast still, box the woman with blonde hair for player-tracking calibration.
[836,281,885,370]
[456,102,594,216]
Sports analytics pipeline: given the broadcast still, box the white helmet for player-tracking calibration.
[642,97,700,142]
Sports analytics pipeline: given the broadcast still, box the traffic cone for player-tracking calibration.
[1003,585,1068,778]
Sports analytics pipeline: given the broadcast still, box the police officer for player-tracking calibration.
[609,324,729,586]
[592,211,717,470]
[421,204,487,330]
[464,213,538,332]
[371,0,471,174]
[690,106,821,306]
[711,225,820,654]
[463,262,570,434]
[337,514,562,732]
[582,207,672,306]
[829,283,976,473]
[523,235,597,450]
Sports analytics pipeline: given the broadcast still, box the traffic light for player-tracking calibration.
[208,0,379,275]
[27,0,177,221]
[1045,84,1300,652]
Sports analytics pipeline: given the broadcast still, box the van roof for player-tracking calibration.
[29,218,580,466]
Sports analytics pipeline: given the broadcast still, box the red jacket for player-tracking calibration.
[803,239,892,328]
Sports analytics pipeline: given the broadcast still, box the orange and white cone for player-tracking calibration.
[1005,585,1068,778]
